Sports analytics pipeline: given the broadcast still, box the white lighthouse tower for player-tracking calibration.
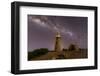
[54,31,62,52]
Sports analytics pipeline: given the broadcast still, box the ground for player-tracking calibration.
[28,49,88,61]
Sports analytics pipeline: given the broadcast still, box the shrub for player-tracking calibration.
[62,48,68,51]
[28,48,49,60]
[32,48,48,56]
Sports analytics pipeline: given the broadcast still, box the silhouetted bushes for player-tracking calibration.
[28,48,49,60]
[62,48,68,51]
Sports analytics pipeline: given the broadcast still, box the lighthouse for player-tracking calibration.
[54,31,62,52]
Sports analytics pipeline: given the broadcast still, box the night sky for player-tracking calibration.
[28,15,88,52]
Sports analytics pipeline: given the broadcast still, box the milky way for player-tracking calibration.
[28,15,88,51]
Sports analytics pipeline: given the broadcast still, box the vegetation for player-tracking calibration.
[28,48,49,60]
[62,48,68,51]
